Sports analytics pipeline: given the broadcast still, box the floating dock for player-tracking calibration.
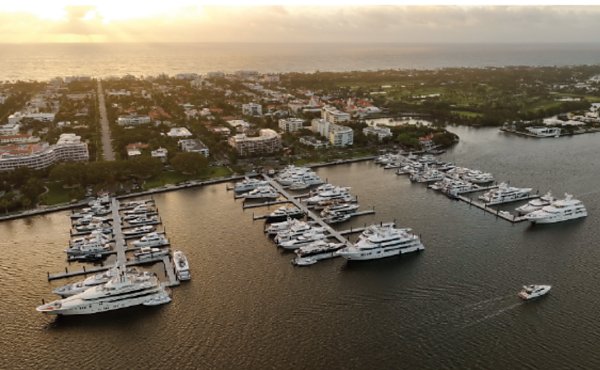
[456,195,535,223]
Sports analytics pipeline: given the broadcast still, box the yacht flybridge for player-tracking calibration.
[478,183,532,205]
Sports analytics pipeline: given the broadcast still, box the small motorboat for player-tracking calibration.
[292,257,317,266]
[518,284,551,300]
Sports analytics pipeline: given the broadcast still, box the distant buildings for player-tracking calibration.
[179,139,209,157]
[227,119,251,132]
[242,103,262,116]
[311,118,354,147]
[151,147,169,162]
[0,122,21,136]
[321,105,350,124]
[0,133,88,171]
[166,127,193,138]
[8,112,55,124]
[117,115,152,126]
[299,136,328,149]
[126,143,149,158]
[278,118,305,133]
[363,125,392,141]
[228,129,281,156]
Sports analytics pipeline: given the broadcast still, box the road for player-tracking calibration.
[97,80,115,161]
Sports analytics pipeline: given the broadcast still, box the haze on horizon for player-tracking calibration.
[2,1,600,44]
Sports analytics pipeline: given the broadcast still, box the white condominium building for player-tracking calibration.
[228,129,281,156]
[0,133,89,171]
[278,118,305,133]
[363,126,392,141]
[311,118,353,147]
[329,125,354,147]
[321,105,350,124]
[117,115,152,126]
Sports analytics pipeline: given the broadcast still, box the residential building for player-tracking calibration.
[228,129,281,156]
[8,112,55,124]
[299,136,328,149]
[0,122,21,136]
[419,134,434,150]
[0,135,40,145]
[167,127,193,138]
[321,105,350,124]
[179,139,209,157]
[526,126,562,137]
[210,127,231,136]
[117,115,152,126]
[311,118,353,147]
[0,133,88,171]
[227,119,251,132]
[151,147,169,162]
[242,103,262,116]
[329,125,354,147]
[127,149,142,157]
[278,118,305,133]
[363,125,392,141]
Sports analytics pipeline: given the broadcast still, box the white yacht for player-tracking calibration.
[120,199,153,210]
[478,183,532,205]
[525,194,587,224]
[234,178,268,193]
[293,241,344,265]
[410,169,445,183]
[127,215,160,226]
[289,181,309,190]
[243,185,279,200]
[337,225,424,261]
[265,218,307,236]
[53,266,140,297]
[134,247,170,261]
[274,224,323,243]
[173,250,191,281]
[515,191,555,215]
[37,269,171,315]
[131,232,169,248]
[278,230,328,250]
[320,203,359,217]
[265,206,304,223]
[305,187,353,205]
[462,171,494,184]
[322,212,351,224]
[70,230,112,246]
[124,204,155,215]
[65,239,111,255]
[518,285,551,300]
[123,225,156,238]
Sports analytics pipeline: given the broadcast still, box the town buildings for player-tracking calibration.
[363,125,393,141]
[278,118,305,133]
[311,118,354,147]
[0,133,88,171]
[242,103,262,116]
[179,139,210,157]
[321,105,350,124]
[117,115,152,126]
[228,129,281,156]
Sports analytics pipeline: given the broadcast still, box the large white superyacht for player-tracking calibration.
[37,269,171,315]
[337,225,424,261]
[478,182,532,205]
[525,194,587,224]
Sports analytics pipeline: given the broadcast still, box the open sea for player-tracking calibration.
[1,126,600,369]
[1,42,600,81]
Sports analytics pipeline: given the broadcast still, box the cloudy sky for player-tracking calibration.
[1,1,600,43]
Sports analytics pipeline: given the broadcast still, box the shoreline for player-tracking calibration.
[500,127,600,138]
[0,155,375,223]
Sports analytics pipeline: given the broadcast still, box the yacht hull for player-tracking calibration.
[339,245,424,261]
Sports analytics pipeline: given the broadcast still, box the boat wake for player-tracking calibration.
[460,301,522,330]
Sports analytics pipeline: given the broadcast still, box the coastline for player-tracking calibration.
[0,155,375,223]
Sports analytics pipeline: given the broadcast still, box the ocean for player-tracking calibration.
[1,126,600,369]
[1,42,600,81]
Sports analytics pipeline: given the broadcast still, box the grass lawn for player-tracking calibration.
[40,182,73,205]
[451,110,483,118]
[143,166,233,190]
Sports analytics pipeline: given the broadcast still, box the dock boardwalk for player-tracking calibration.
[47,255,168,281]
[111,198,127,265]
[262,175,353,248]
[242,199,290,209]
[456,195,535,223]
[339,222,396,236]
[161,255,180,287]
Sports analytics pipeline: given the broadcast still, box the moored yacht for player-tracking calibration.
[278,229,328,250]
[292,240,344,265]
[265,206,304,223]
[515,191,555,215]
[337,225,424,261]
[478,183,532,205]
[53,266,140,297]
[242,185,279,200]
[126,215,160,226]
[131,232,169,248]
[37,269,170,315]
[265,218,308,236]
[123,225,156,238]
[524,194,587,224]
[134,247,170,261]
[234,177,269,193]
[173,250,191,281]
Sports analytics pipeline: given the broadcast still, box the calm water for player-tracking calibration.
[1,126,600,369]
[2,43,600,80]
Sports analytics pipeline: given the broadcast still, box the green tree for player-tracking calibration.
[170,152,209,175]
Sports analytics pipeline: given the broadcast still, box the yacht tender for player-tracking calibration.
[518,285,551,300]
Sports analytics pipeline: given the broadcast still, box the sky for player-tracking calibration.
[1,1,600,43]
